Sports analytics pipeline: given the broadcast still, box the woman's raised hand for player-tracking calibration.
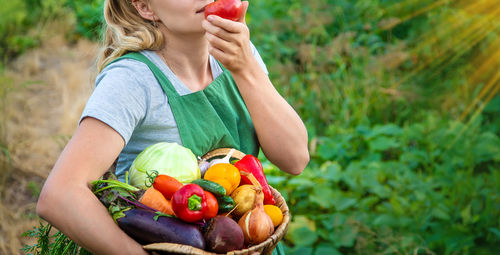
[202,1,255,73]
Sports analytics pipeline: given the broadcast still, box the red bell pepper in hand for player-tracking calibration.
[171,184,207,222]
[235,155,276,205]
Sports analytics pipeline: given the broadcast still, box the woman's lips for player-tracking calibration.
[196,7,206,13]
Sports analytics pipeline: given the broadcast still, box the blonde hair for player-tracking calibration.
[97,0,164,72]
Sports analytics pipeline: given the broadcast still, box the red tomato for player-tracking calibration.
[204,0,243,21]
[203,191,219,219]
[153,175,183,200]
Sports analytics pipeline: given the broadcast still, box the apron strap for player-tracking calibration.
[111,52,180,97]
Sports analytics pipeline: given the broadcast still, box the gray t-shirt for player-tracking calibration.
[80,43,268,180]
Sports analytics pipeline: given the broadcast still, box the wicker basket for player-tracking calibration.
[143,148,290,255]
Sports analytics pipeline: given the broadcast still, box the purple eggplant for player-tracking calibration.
[117,209,205,249]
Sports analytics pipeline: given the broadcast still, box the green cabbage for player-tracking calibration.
[129,142,201,188]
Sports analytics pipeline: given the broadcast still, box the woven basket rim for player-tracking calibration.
[144,148,290,255]
[200,148,246,161]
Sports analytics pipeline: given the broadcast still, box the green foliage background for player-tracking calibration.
[2,0,499,254]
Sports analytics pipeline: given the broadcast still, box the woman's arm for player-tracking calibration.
[202,2,309,175]
[36,117,148,255]
[231,56,309,175]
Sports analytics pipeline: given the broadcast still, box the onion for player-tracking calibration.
[231,185,257,218]
[198,157,210,177]
[198,148,235,177]
[237,172,274,244]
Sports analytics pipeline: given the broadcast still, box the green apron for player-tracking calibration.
[116,52,258,157]
[115,52,285,255]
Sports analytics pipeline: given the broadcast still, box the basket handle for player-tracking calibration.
[201,148,246,161]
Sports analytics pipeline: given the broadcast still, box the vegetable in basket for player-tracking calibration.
[203,163,241,195]
[264,205,284,228]
[153,174,183,199]
[203,215,244,253]
[91,172,205,249]
[230,184,257,217]
[191,179,227,217]
[129,142,201,188]
[203,191,219,219]
[191,179,226,197]
[235,154,276,205]
[139,187,174,215]
[171,184,208,222]
[237,171,274,244]
[117,208,205,249]
[216,195,236,213]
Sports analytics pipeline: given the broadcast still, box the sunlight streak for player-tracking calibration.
[389,1,500,90]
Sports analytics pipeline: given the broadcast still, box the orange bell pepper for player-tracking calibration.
[203,163,241,195]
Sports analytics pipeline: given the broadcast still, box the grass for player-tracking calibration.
[0,65,13,197]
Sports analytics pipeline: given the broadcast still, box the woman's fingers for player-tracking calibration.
[207,37,242,69]
[201,8,252,72]
[205,15,246,34]
[202,20,235,42]
[202,17,249,53]
[205,32,235,54]
[208,44,225,61]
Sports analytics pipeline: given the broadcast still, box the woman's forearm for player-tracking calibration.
[37,117,147,255]
[37,180,147,255]
[201,12,309,174]
[231,58,310,175]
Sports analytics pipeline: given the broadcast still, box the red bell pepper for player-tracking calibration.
[171,184,207,222]
[235,155,276,205]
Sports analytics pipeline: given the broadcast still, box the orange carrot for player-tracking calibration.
[139,187,174,215]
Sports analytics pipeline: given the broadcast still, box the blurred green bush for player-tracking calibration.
[65,0,104,41]
[263,114,500,254]
[0,0,70,59]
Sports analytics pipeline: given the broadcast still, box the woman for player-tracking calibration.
[37,0,309,254]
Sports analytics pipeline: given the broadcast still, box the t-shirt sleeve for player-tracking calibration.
[79,59,150,144]
[249,41,269,75]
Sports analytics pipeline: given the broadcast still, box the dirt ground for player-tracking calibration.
[0,35,99,254]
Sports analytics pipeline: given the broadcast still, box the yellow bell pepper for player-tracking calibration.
[203,163,241,195]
